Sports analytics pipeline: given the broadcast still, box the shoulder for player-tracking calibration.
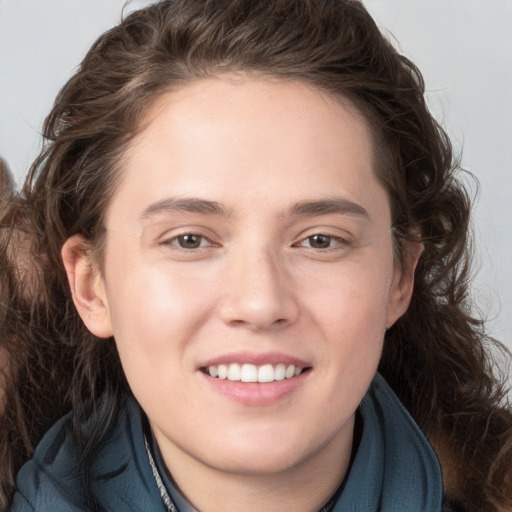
[333,373,443,511]
[8,412,88,511]
[8,397,164,511]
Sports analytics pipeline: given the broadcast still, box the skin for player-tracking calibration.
[63,76,420,512]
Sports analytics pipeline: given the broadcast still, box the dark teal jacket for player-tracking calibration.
[9,373,445,511]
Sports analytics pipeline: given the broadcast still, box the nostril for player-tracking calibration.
[218,284,299,330]
[229,319,248,327]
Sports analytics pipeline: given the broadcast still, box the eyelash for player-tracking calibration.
[160,232,218,250]
[293,233,349,251]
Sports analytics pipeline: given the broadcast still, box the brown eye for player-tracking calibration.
[176,234,204,249]
[307,234,332,249]
[295,233,349,252]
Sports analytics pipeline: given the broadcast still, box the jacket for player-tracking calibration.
[9,373,447,511]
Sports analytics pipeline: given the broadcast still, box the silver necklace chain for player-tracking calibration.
[144,434,336,512]
[144,434,178,512]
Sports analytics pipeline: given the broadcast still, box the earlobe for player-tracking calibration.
[386,241,424,329]
[61,235,113,338]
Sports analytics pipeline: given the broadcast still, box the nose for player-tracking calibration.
[218,248,299,331]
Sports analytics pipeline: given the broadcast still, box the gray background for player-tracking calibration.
[0,1,511,367]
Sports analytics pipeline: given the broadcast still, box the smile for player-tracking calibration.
[205,363,306,383]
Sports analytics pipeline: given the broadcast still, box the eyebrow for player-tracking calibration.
[140,196,369,221]
[140,197,230,219]
[289,198,370,219]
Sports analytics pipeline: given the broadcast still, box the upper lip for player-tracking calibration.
[199,351,311,369]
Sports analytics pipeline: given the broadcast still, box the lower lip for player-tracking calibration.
[201,370,310,406]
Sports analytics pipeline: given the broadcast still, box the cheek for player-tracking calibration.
[304,251,395,375]
[306,253,395,326]
[318,281,388,367]
[109,272,205,342]
[103,261,213,409]
[102,245,217,365]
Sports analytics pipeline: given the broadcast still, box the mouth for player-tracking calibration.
[201,363,309,383]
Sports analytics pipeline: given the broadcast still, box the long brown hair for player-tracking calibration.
[1,0,511,509]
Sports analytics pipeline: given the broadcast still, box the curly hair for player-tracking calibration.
[1,0,511,509]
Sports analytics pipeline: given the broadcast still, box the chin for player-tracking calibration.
[205,447,310,476]
[193,428,326,476]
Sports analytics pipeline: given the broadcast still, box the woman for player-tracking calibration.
[1,0,511,510]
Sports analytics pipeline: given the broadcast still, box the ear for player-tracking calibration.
[386,241,423,329]
[61,235,113,338]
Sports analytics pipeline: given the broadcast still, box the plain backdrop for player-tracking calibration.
[0,1,511,367]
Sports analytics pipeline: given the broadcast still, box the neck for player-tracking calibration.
[152,417,355,512]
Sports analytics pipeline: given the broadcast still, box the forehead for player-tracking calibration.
[106,76,388,227]
[131,75,375,166]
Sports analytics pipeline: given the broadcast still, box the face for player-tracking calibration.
[67,77,415,483]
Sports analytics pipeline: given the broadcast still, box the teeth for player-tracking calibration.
[227,363,241,381]
[274,363,286,381]
[241,364,258,382]
[258,364,274,383]
[218,364,228,379]
[207,363,305,383]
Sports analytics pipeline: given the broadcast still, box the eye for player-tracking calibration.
[302,234,333,249]
[297,233,346,250]
[164,233,213,249]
